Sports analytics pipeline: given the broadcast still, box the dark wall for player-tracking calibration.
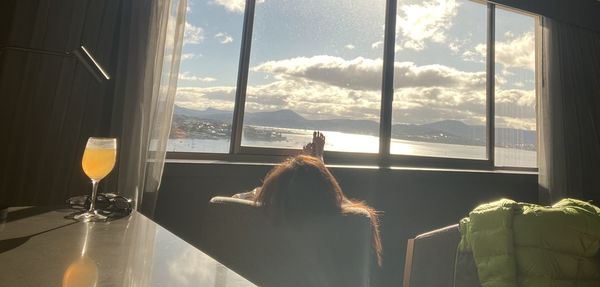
[0,0,122,206]
[155,161,538,287]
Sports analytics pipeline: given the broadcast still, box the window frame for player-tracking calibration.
[167,0,539,172]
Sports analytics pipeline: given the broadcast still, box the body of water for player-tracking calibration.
[168,126,536,168]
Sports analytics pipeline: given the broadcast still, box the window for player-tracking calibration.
[168,0,538,170]
[392,0,487,160]
[241,0,386,153]
[494,7,537,168]
[167,0,244,153]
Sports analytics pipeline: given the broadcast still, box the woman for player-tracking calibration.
[234,132,382,265]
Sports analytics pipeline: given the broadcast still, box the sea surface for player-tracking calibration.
[168,126,536,168]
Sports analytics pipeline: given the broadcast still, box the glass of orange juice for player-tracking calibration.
[74,137,117,222]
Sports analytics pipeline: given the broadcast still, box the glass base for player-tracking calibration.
[74,210,107,222]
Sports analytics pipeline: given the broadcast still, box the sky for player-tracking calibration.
[175,0,536,131]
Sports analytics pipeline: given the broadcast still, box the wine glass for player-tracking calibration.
[74,137,117,222]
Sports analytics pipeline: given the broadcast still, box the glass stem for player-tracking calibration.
[88,180,99,213]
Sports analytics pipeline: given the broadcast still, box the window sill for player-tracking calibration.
[164,157,538,176]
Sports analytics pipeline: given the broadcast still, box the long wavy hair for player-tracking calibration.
[255,155,382,265]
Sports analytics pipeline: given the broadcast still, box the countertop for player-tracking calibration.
[0,207,257,287]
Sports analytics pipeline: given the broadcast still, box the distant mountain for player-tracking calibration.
[249,112,380,135]
[246,109,307,127]
[173,105,232,122]
[423,120,484,139]
[173,105,535,148]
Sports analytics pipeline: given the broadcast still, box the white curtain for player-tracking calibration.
[538,17,600,204]
[110,0,186,217]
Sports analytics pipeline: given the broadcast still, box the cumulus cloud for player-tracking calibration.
[345,44,355,50]
[184,22,204,45]
[215,32,234,44]
[392,86,485,124]
[462,46,485,63]
[253,56,383,90]
[212,0,245,13]
[177,55,534,128]
[371,41,384,49]
[178,72,217,82]
[464,32,535,70]
[394,62,485,90]
[495,32,535,70]
[253,55,485,91]
[496,88,535,115]
[396,0,459,51]
[176,79,381,121]
[181,53,200,60]
[248,83,381,120]
[212,0,264,13]
[176,86,236,111]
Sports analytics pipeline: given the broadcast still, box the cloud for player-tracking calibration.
[212,0,264,13]
[215,32,234,44]
[177,55,534,128]
[495,32,535,70]
[176,86,236,111]
[176,79,381,121]
[371,41,384,49]
[246,80,382,120]
[184,22,204,45]
[253,55,485,91]
[253,56,383,90]
[181,53,201,60]
[394,62,485,89]
[392,87,485,124]
[396,0,459,51]
[464,32,535,70]
[345,44,355,50]
[178,72,217,82]
[496,88,535,114]
[462,47,484,63]
[212,0,245,13]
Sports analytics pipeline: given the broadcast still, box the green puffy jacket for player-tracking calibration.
[457,198,600,287]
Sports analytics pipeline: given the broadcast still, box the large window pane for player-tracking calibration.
[391,0,487,160]
[167,0,243,153]
[242,0,386,153]
[494,8,536,168]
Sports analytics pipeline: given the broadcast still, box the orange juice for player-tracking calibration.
[82,147,116,181]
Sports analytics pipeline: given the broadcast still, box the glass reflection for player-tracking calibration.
[62,224,98,287]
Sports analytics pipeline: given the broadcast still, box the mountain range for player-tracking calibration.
[173,105,535,149]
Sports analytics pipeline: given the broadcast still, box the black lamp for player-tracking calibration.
[0,44,110,83]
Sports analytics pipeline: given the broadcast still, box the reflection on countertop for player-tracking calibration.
[0,207,256,287]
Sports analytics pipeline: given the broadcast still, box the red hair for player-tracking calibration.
[255,155,382,265]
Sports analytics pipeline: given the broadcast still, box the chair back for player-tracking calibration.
[403,224,462,287]
[201,196,374,287]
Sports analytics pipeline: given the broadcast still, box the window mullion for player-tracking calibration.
[230,0,256,154]
[379,0,397,166]
[486,2,496,166]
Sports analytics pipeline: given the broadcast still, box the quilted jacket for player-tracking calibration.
[456,198,600,287]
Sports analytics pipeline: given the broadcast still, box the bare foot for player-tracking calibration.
[312,131,325,160]
[302,142,314,155]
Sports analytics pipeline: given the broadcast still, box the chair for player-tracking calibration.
[199,196,375,287]
[403,224,461,287]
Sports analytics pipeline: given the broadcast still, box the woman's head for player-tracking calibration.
[255,155,344,220]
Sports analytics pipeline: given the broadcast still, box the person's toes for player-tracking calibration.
[302,143,312,154]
